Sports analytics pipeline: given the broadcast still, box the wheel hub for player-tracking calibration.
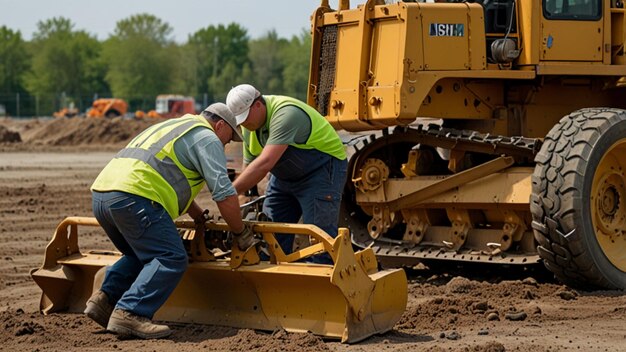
[594,172,626,236]
[600,185,618,217]
[586,133,626,275]
[355,158,389,192]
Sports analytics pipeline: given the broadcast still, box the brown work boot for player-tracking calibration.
[107,309,172,339]
[84,290,114,328]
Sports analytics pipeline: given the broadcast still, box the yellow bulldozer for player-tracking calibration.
[307,0,626,290]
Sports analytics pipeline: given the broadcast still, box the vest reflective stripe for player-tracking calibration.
[92,115,212,218]
[245,96,346,160]
[115,119,198,213]
[116,148,190,215]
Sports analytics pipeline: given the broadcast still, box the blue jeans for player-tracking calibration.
[92,191,187,319]
[263,147,348,264]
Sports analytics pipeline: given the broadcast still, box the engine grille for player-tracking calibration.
[316,25,338,116]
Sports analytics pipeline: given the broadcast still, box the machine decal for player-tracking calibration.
[547,34,554,48]
[429,23,464,37]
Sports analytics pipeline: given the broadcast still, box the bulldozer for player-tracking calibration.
[307,0,626,290]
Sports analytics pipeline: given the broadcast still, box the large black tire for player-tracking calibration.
[531,108,626,290]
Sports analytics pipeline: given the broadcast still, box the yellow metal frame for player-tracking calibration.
[31,217,407,343]
[308,0,626,136]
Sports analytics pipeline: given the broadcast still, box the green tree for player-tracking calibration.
[187,23,250,101]
[169,44,198,97]
[103,14,178,104]
[280,29,312,101]
[248,30,289,94]
[25,17,105,109]
[0,26,30,94]
[208,61,240,102]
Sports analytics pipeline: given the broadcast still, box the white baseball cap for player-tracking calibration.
[226,84,261,125]
[203,102,243,142]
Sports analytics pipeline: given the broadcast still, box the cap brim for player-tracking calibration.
[231,126,243,142]
[235,108,251,125]
[223,120,243,142]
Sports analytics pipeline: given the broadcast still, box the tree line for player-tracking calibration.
[0,14,311,117]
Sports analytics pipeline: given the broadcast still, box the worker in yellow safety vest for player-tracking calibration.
[226,84,348,264]
[84,103,253,339]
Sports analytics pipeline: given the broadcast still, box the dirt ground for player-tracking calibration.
[1,117,626,352]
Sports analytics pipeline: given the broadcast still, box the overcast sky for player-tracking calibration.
[1,1,341,42]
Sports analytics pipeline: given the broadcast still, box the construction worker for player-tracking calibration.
[226,84,347,263]
[85,103,254,339]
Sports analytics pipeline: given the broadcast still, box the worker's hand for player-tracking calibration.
[233,223,256,251]
[194,209,211,235]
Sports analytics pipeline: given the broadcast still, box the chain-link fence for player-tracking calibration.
[0,93,212,118]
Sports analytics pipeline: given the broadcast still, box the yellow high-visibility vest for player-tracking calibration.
[245,95,346,160]
[91,114,213,218]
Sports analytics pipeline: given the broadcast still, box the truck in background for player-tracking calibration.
[145,94,196,119]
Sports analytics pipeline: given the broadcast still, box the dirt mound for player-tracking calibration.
[0,117,163,150]
[399,277,566,332]
[27,117,161,146]
[0,125,21,143]
[221,329,330,352]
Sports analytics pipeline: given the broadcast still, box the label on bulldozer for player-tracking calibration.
[429,23,464,37]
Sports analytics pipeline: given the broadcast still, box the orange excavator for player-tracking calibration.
[86,98,128,118]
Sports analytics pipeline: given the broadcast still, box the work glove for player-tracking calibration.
[233,223,255,251]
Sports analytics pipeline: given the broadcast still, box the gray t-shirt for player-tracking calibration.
[174,127,236,202]
[243,105,312,163]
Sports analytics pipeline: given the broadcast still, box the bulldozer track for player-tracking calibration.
[349,123,542,162]
[343,123,543,266]
[372,240,539,266]
[396,124,542,159]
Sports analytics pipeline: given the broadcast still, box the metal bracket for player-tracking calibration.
[401,209,429,244]
[445,209,471,251]
[368,205,392,239]
[501,210,526,251]
[400,149,420,177]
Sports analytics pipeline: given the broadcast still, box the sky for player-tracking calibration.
[0,0,342,42]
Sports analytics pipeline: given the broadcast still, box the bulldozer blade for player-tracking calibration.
[31,217,407,343]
